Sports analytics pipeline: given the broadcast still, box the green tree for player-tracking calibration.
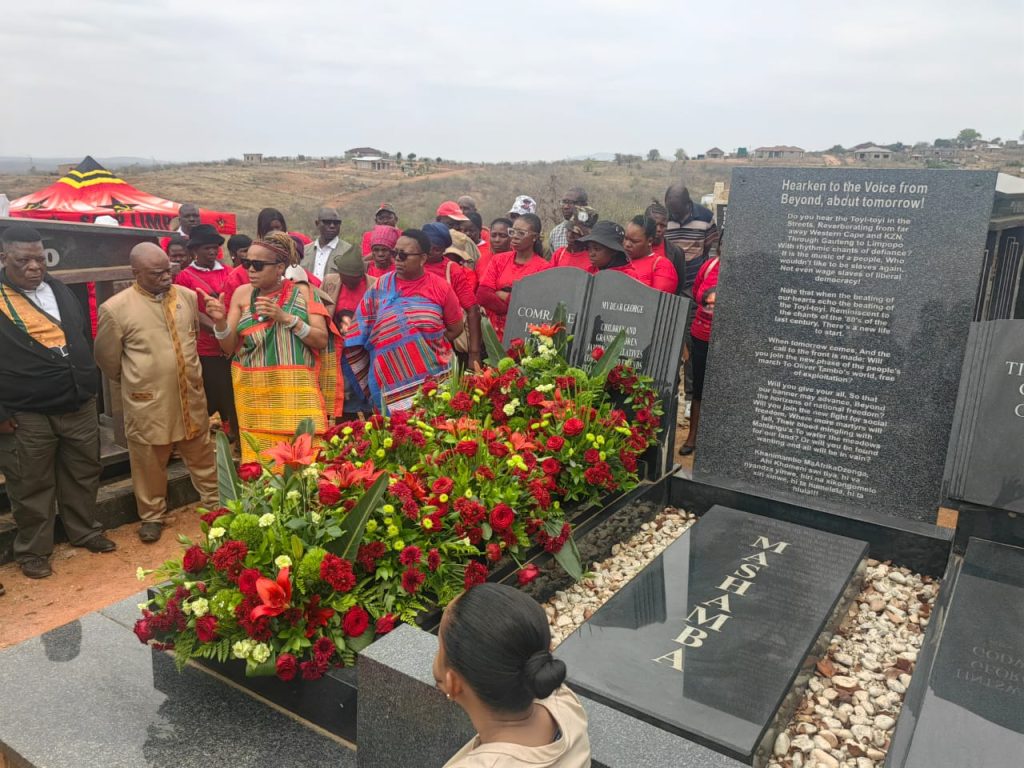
[957,128,981,145]
[647,148,661,162]
[396,152,402,161]
[934,138,953,148]
[408,152,417,161]
[674,148,687,161]
[827,145,845,154]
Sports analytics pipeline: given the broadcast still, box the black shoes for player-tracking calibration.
[139,522,165,543]
[81,534,117,553]
[678,444,696,456]
[20,556,53,579]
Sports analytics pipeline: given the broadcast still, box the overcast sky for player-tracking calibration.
[1,0,1021,162]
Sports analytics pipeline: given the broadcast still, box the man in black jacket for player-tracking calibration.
[0,224,115,580]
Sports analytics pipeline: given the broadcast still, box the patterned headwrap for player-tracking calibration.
[369,225,401,249]
[255,231,298,265]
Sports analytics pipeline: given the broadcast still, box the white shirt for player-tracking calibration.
[24,281,61,323]
[189,261,224,272]
[313,237,339,281]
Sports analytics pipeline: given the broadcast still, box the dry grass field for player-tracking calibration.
[2,151,1019,244]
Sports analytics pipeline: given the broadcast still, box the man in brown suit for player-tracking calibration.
[94,243,218,542]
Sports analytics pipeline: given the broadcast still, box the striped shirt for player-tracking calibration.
[663,202,718,290]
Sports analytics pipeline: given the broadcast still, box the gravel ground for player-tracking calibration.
[542,510,940,768]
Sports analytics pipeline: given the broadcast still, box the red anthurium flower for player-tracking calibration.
[263,433,318,470]
[506,432,537,452]
[251,567,293,620]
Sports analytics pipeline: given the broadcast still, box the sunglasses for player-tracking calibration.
[241,258,279,272]
[394,250,424,261]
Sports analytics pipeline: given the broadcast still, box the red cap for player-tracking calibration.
[436,201,469,221]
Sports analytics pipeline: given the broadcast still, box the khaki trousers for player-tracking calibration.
[0,398,103,561]
[127,431,218,522]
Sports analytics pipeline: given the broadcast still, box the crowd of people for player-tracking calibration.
[0,180,718,618]
[0,181,723,765]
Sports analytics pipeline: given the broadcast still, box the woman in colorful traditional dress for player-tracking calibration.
[345,229,464,412]
[202,232,343,461]
[476,213,549,340]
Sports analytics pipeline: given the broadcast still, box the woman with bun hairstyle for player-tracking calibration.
[434,583,591,767]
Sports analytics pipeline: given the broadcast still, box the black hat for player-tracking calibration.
[577,220,625,253]
[187,223,225,248]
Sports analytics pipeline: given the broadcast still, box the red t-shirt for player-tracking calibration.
[426,259,477,310]
[395,272,463,328]
[361,230,372,257]
[690,257,720,342]
[222,264,251,306]
[475,241,494,275]
[174,263,232,356]
[334,278,371,331]
[630,253,679,293]
[367,263,396,279]
[550,247,592,271]
[477,250,550,338]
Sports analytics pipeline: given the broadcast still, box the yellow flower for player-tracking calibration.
[330,435,341,446]
[387,525,400,538]
[364,421,373,432]
[383,437,394,449]
[383,503,395,514]
[375,449,385,458]
[586,433,596,442]
[393,539,405,551]
[365,519,379,534]
[473,394,481,403]
[464,489,473,498]
[439,493,449,503]
[596,435,605,445]
[383,516,393,525]
[599,451,607,461]
[342,426,354,436]
[422,517,434,530]
[440,392,452,401]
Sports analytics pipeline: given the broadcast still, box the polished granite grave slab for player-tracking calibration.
[0,610,355,768]
[503,267,590,347]
[555,505,867,765]
[886,538,1024,768]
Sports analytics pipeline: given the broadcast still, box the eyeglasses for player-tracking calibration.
[509,229,534,237]
[241,258,278,271]
[394,250,425,261]
[561,199,584,205]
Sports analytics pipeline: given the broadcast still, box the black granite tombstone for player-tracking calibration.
[503,267,591,348]
[886,538,1024,768]
[574,269,688,388]
[555,505,867,765]
[695,168,998,523]
[944,320,1024,513]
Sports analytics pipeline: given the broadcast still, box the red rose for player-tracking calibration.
[563,418,585,437]
[431,477,454,495]
[591,347,605,361]
[464,561,488,589]
[526,390,544,406]
[489,503,515,532]
[238,463,263,482]
[475,466,495,481]
[517,564,541,586]
[320,554,356,592]
[133,618,153,644]
[195,615,218,643]
[486,542,502,561]
[584,448,601,464]
[421,380,438,396]
[318,480,342,506]
[342,605,370,637]
[541,457,561,475]
[487,440,509,458]
[238,568,262,596]
[455,440,479,457]
[545,435,565,451]
[276,653,299,681]
[398,545,422,566]
[375,614,396,635]
[401,567,426,594]
[182,545,208,573]
[427,548,441,572]
[199,510,222,526]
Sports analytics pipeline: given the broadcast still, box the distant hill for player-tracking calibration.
[0,156,162,174]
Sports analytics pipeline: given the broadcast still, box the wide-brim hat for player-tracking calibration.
[187,223,225,247]
[577,220,625,253]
